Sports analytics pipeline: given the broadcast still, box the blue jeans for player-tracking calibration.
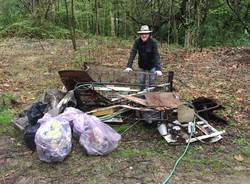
[139,68,156,91]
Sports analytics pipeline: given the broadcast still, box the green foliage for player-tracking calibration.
[233,138,247,146]
[0,19,70,38]
[0,0,249,46]
[0,109,13,125]
[112,124,130,134]
[112,147,158,158]
[0,0,23,25]
[0,93,14,108]
[0,93,14,125]
[202,1,250,47]
[241,149,250,158]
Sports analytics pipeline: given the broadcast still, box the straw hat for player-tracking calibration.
[137,25,152,34]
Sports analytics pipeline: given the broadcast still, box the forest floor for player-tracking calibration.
[0,38,250,184]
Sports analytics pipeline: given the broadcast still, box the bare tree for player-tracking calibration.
[64,0,77,50]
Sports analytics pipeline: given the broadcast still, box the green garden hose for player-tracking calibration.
[162,116,196,184]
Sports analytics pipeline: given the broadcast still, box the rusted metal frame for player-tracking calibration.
[59,69,174,90]
[118,82,172,98]
[168,71,174,92]
[187,131,225,143]
[74,81,171,88]
[196,104,221,113]
[194,113,223,134]
[120,120,141,135]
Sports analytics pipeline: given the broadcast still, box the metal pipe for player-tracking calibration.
[75,81,171,88]
[168,71,174,92]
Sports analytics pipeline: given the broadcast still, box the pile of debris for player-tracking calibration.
[13,65,225,162]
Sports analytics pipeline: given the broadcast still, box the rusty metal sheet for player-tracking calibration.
[75,88,111,111]
[120,95,148,106]
[58,70,94,91]
[145,92,181,109]
[58,70,111,111]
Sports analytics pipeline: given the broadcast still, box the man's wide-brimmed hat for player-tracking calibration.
[137,25,152,34]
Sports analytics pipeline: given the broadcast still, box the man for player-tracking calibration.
[124,25,162,90]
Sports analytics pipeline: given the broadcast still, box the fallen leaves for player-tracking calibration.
[21,96,28,104]
[234,154,244,161]
[3,83,10,87]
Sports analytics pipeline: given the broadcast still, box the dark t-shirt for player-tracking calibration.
[127,37,161,70]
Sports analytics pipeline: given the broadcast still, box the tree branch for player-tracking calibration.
[225,0,250,36]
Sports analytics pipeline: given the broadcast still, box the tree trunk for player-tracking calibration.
[110,10,115,37]
[32,0,40,19]
[71,0,77,50]
[184,0,191,48]
[44,0,53,19]
[95,0,100,35]
[64,0,76,50]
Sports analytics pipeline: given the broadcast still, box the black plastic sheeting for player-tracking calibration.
[23,123,41,151]
[27,102,48,125]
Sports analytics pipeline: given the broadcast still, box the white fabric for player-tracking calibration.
[123,68,133,72]
[155,70,163,76]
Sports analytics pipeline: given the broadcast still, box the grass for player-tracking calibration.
[111,124,130,134]
[233,138,247,146]
[0,92,15,126]
[0,108,13,125]
[227,120,237,127]
[112,147,159,158]
[242,150,250,158]
[179,145,232,173]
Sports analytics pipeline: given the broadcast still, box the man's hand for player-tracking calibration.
[123,67,133,72]
[155,70,163,76]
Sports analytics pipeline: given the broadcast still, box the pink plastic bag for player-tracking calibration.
[60,107,121,155]
[38,107,121,156]
[79,115,121,155]
[59,107,87,138]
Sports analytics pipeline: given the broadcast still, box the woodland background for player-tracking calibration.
[0,0,249,49]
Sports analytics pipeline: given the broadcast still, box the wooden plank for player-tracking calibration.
[91,107,116,116]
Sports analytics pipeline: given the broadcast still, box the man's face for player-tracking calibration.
[140,33,150,42]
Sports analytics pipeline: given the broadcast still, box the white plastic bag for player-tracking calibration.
[35,116,72,162]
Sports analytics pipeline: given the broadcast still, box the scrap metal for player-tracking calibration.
[57,66,225,145]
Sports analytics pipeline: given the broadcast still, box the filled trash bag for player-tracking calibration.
[23,123,40,151]
[59,107,88,138]
[35,116,72,162]
[27,101,48,125]
[79,115,121,155]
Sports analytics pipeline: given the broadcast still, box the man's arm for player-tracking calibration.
[153,40,161,71]
[126,39,138,68]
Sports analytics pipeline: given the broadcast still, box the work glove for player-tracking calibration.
[123,67,133,72]
[155,70,163,76]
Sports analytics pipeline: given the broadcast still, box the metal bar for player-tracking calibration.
[120,120,141,135]
[196,104,221,113]
[75,81,171,88]
[168,71,174,92]
[187,131,225,143]
[195,113,224,134]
